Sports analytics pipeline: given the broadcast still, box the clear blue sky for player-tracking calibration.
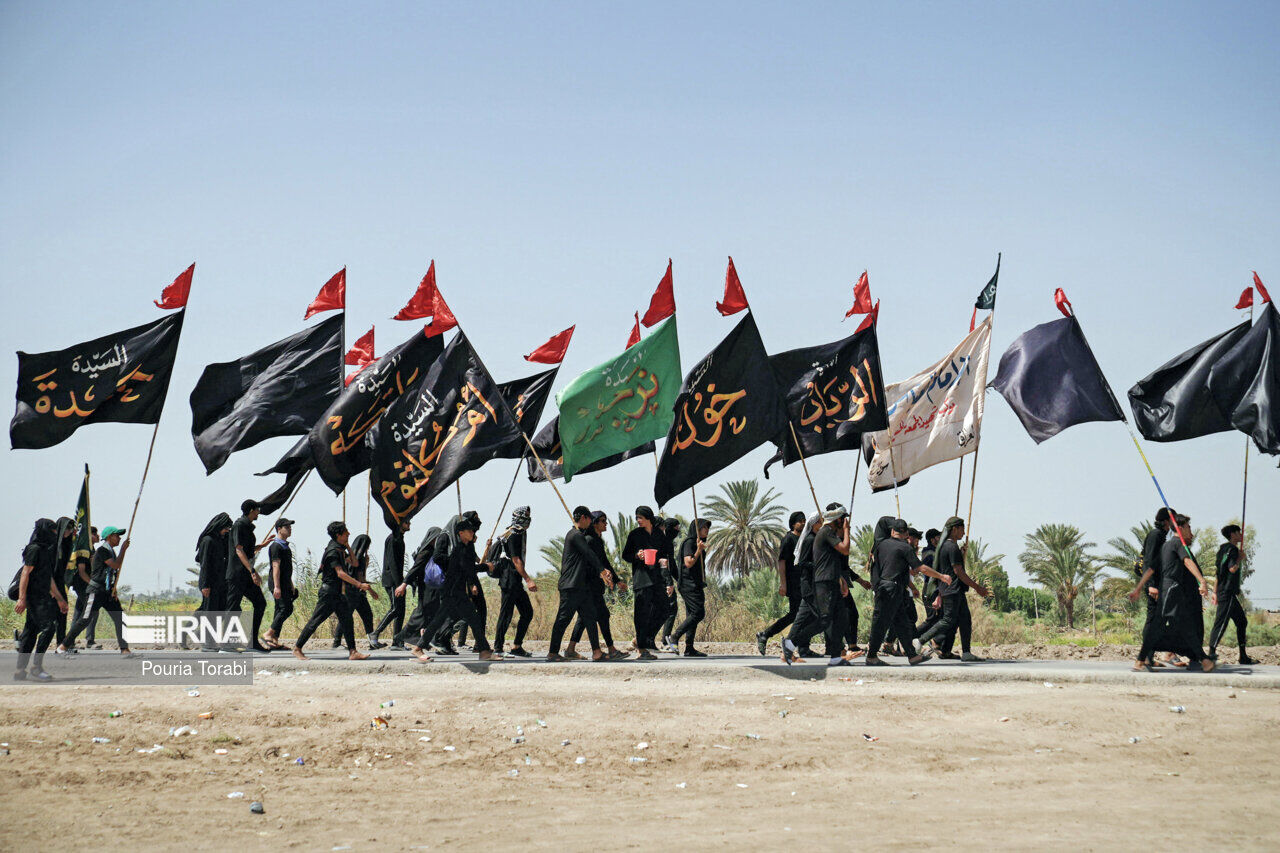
[2,2,1277,602]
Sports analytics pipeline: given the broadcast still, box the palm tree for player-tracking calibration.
[1018,524,1098,629]
[850,524,874,573]
[699,479,787,578]
[964,539,1007,608]
[606,512,637,569]
[1101,522,1151,579]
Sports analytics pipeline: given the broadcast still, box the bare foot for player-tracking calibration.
[592,651,606,661]
[1201,658,1216,673]
[843,648,865,661]
[411,648,433,663]
[292,647,308,660]
[348,651,370,661]
[545,653,565,662]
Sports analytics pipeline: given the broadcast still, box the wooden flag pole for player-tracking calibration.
[849,451,861,516]
[365,477,371,536]
[1241,299,1254,572]
[522,432,573,520]
[455,480,463,514]
[788,422,823,515]
[273,469,312,527]
[487,450,527,543]
[885,440,903,518]
[954,456,964,517]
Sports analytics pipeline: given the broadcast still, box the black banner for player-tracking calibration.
[190,314,343,474]
[307,328,444,493]
[654,313,787,506]
[1208,303,1280,454]
[495,367,558,459]
[1128,320,1251,443]
[763,325,888,476]
[369,332,522,529]
[525,414,654,482]
[11,311,185,450]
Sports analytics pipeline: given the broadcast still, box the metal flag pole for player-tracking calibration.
[1241,299,1254,570]
[788,423,824,515]
[964,306,996,555]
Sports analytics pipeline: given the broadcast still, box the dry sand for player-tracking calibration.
[1,661,1277,850]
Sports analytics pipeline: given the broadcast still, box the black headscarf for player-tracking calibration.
[796,513,823,566]
[411,525,444,569]
[681,518,709,554]
[195,512,233,559]
[351,533,372,564]
[55,516,75,567]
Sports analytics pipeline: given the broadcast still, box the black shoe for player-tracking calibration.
[330,639,342,649]
[682,648,707,658]
[252,643,272,653]
[1208,650,1219,661]
[796,647,817,658]
[508,647,532,658]
[756,632,768,656]
[367,640,387,650]
[13,670,27,681]
[1240,654,1258,665]
[87,643,102,650]
[390,642,407,651]
[436,645,459,656]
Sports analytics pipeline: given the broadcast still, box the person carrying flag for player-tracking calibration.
[59,525,131,656]
[917,516,990,661]
[1209,525,1255,665]
[671,518,712,657]
[224,499,271,653]
[1128,508,1174,670]
[566,511,628,660]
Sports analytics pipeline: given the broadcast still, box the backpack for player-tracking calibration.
[6,567,22,601]
[483,531,514,578]
[422,557,446,589]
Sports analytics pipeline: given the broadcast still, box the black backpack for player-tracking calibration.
[483,531,513,578]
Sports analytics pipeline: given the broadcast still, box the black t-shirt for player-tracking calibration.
[560,527,603,590]
[268,541,295,592]
[679,536,706,589]
[499,530,527,591]
[89,543,117,592]
[227,515,257,583]
[319,539,348,590]
[1159,538,1197,593]
[382,530,405,587]
[778,531,801,591]
[873,538,923,590]
[623,527,665,590]
[22,543,54,598]
[587,533,615,591]
[812,526,846,584]
[937,540,965,596]
[1216,544,1241,597]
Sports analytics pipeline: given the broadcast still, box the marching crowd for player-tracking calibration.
[10,498,1255,680]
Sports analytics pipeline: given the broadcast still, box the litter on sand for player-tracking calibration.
[998,717,1011,723]
[575,756,586,765]
[227,791,245,799]
[862,734,879,742]
[1169,706,1186,714]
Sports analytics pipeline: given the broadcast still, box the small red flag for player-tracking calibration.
[855,299,880,333]
[394,261,436,321]
[717,256,749,316]
[1236,287,1254,310]
[304,268,346,319]
[843,271,872,319]
[1054,287,1074,318]
[1254,271,1272,304]
[425,284,458,338]
[969,305,978,333]
[640,259,676,327]
[626,312,642,349]
[525,325,575,364]
[154,263,195,310]
[345,326,375,366]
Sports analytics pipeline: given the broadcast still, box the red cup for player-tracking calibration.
[642,549,658,566]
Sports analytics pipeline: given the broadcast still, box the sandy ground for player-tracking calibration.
[1,663,1277,850]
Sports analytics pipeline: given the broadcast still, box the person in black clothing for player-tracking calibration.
[333,533,381,649]
[546,506,608,662]
[1136,514,1214,673]
[224,499,271,653]
[622,506,668,659]
[397,526,444,648]
[840,541,872,655]
[371,520,411,649]
[65,526,101,651]
[193,514,232,651]
[659,517,683,651]
[39,517,74,651]
[805,504,863,665]
[781,514,825,663]
[1128,507,1174,670]
[1209,525,1254,664]
[407,513,502,662]
[292,521,372,660]
[865,519,948,666]
[757,511,808,655]
[670,518,712,657]
[916,528,943,638]
[917,516,990,660]
[262,518,299,650]
[14,519,70,681]
[59,525,131,655]
[452,538,491,651]
[567,511,628,659]
[492,507,537,657]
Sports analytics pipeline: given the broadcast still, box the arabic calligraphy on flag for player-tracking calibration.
[863,317,992,490]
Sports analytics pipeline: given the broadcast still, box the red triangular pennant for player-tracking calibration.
[843,271,872,319]
[856,299,880,333]
[393,261,436,320]
[626,311,642,349]
[1054,287,1074,318]
[716,256,749,316]
[425,284,458,338]
[970,305,978,333]
[1236,287,1255,310]
[640,259,676,327]
[304,268,346,319]
[524,325,575,364]
[1254,271,1272,304]
[154,263,195,310]
[345,326,375,366]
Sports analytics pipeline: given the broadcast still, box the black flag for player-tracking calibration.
[654,313,787,506]
[763,325,888,476]
[1128,320,1251,442]
[369,332,522,529]
[11,312,185,450]
[526,415,655,482]
[991,315,1125,444]
[190,314,343,474]
[307,328,444,493]
[1208,302,1280,454]
[495,368,558,459]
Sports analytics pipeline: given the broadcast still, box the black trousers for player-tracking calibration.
[867,585,916,658]
[633,586,663,650]
[69,580,100,645]
[671,586,706,650]
[549,587,597,654]
[397,584,427,645]
[345,587,374,634]
[296,588,355,650]
[494,586,533,649]
[63,588,127,649]
[198,582,226,613]
[47,580,67,647]
[813,580,848,656]
[417,587,490,653]
[373,584,405,640]
[919,594,967,651]
[269,589,296,636]
[224,579,267,646]
[1208,595,1248,654]
[787,593,822,649]
[455,585,487,646]
[16,593,58,664]
[571,587,613,647]
[661,589,679,638]
[763,589,803,639]
[940,594,972,655]
[842,593,860,649]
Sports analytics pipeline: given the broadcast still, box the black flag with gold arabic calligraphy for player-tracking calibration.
[526,414,655,482]
[654,313,788,507]
[307,328,444,493]
[368,332,522,529]
[11,311,185,450]
[494,367,558,459]
[762,325,888,477]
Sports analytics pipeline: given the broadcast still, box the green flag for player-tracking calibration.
[72,464,91,563]
[974,252,1001,310]
[556,316,681,481]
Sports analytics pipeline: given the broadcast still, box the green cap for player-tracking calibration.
[101,526,126,538]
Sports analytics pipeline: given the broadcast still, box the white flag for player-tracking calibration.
[865,317,992,490]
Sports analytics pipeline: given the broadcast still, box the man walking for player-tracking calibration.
[810,505,861,665]
[546,506,607,662]
[1128,508,1174,670]
[14,519,70,680]
[671,518,712,657]
[917,517,990,661]
[292,521,372,661]
[1209,524,1254,665]
[224,499,270,653]
[491,507,537,657]
[371,519,410,650]
[261,518,297,650]
[757,511,807,656]
[65,526,101,651]
[59,526,131,656]
[865,519,947,666]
